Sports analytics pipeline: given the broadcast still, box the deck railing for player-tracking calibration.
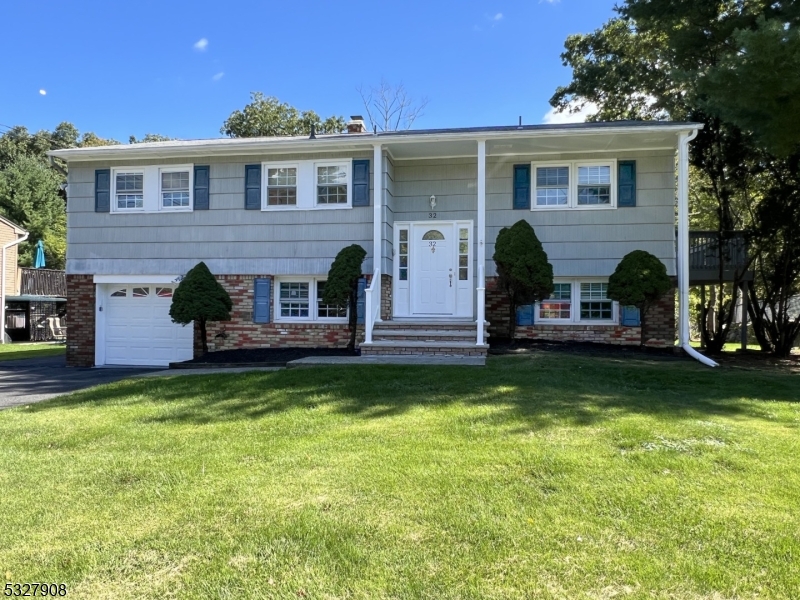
[364,268,380,344]
[20,268,66,297]
[688,231,748,270]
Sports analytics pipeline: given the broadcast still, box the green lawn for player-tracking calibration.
[1,354,799,599]
[0,342,65,361]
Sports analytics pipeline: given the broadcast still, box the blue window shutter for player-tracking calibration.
[621,305,641,326]
[513,164,531,210]
[194,165,210,210]
[253,278,271,323]
[356,277,366,324]
[352,159,370,206]
[95,169,110,212]
[618,160,636,207]
[516,304,534,326]
[244,164,261,210]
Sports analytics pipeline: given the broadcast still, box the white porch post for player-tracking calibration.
[476,140,486,345]
[373,143,382,276]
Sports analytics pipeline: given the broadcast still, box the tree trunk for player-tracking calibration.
[199,318,208,355]
[347,288,357,352]
[508,298,517,342]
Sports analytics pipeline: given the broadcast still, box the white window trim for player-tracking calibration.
[158,165,194,212]
[110,165,194,214]
[262,161,300,211]
[531,159,617,211]
[260,160,352,211]
[273,276,349,324]
[534,278,618,325]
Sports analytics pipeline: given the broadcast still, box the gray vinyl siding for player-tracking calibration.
[392,152,676,278]
[382,154,395,274]
[66,151,374,276]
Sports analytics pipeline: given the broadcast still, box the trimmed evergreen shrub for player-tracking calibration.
[607,250,672,345]
[323,244,367,351]
[169,261,232,355]
[493,220,554,339]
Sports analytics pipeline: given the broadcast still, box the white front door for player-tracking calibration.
[411,223,456,315]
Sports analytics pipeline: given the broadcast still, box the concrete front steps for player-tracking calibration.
[360,319,490,357]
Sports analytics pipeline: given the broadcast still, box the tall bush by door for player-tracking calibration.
[323,244,367,351]
[493,220,554,340]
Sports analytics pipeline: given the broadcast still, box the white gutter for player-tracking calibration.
[1,231,30,344]
[677,129,718,367]
[47,123,702,162]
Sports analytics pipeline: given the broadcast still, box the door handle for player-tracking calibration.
[449,273,453,287]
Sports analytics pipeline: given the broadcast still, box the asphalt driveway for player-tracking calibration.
[0,356,158,410]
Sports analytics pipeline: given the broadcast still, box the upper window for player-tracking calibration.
[532,161,617,210]
[115,172,144,210]
[317,165,348,205]
[111,165,193,213]
[262,161,351,210]
[160,170,191,209]
[267,166,297,206]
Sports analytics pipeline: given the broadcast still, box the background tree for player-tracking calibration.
[549,0,800,355]
[221,93,346,138]
[322,244,367,352]
[607,250,672,346]
[357,79,428,132]
[129,133,176,144]
[493,220,554,340]
[169,261,232,355]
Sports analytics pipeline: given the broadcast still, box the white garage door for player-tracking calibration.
[104,284,193,366]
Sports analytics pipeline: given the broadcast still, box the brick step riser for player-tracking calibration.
[362,348,488,357]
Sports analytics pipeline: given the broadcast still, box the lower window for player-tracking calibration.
[276,278,347,322]
[535,279,616,324]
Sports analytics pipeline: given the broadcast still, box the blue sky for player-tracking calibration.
[1,0,617,141]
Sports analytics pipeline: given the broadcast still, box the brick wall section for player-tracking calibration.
[485,277,675,348]
[380,274,392,320]
[641,290,676,348]
[198,275,363,357]
[66,274,95,367]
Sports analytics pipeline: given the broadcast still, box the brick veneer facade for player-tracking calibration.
[485,277,675,348]
[66,274,95,367]
[199,274,364,357]
[380,274,392,320]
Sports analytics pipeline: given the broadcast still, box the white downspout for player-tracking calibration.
[1,232,30,344]
[677,129,718,367]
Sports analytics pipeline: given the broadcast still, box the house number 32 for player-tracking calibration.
[428,212,437,219]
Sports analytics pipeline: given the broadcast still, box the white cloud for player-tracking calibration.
[39,89,47,96]
[193,38,208,51]
[542,102,598,124]
[212,72,224,82]
[493,13,503,20]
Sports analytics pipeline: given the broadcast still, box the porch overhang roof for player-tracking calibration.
[47,120,702,163]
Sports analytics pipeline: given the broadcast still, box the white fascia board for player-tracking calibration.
[49,124,704,163]
[93,274,183,284]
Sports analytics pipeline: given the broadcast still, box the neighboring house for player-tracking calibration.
[50,119,702,367]
[0,215,27,297]
[0,215,67,342]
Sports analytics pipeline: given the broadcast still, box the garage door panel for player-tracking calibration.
[103,284,193,367]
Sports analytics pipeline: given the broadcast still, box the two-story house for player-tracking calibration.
[50,119,702,367]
